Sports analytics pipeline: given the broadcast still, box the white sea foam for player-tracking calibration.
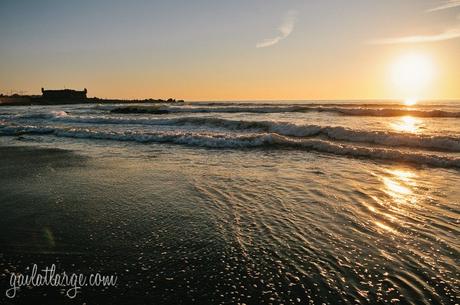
[14,114,460,152]
[1,123,460,168]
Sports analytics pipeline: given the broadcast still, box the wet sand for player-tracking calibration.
[0,145,233,305]
[0,146,97,304]
[1,144,458,305]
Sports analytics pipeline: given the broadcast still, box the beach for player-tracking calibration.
[0,101,459,304]
[0,145,229,304]
[2,0,460,303]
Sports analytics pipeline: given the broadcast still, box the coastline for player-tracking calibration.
[0,96,184,107]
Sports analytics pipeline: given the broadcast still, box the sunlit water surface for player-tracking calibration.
[0,100,459,304]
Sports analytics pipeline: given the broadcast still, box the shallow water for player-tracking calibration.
[0,101,459,304]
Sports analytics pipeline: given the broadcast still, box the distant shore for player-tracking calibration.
[0,95,184,106]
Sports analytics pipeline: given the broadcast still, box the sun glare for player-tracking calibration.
[390,116,421,133]
[404,98,417,106]
[391,53,435,103]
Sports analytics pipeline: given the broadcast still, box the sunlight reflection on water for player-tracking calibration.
[382,168,418,206]
[374,220,397,234]
[390,116,422,133]
[369,168,420,235]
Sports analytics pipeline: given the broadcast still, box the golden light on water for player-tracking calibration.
[374,221,397,234]
[382,168,418,206]
[366,168,420,235]
[390,116,422,133]
[383,177,412,196]
[387,169,416,183]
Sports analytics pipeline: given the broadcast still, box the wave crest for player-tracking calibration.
[107,105,460,117]
[17,115,460,152]
[1,123,459,168]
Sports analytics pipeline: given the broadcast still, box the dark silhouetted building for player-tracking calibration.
[41,88,87,99]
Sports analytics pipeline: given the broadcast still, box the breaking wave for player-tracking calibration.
[108,105,460,117]
[14,114,460,152]
[10,111,69,120]
[1,123,460,168]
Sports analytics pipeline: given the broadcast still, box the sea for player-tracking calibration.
[0,100,459,304]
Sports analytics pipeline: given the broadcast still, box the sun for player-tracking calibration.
[391,53,434,90]
[404,97,417,106]
[390,52,435,105]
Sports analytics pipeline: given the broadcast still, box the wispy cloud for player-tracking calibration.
[256,10,297,48]
[368,1,460,45]
[369,28,460,44]
[427,0,460,12]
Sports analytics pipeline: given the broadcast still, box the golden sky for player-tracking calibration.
[1,0,459,100]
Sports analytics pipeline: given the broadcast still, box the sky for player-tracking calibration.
[1,0,459,100]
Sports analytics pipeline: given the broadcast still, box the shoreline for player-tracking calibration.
[0,96,185,107]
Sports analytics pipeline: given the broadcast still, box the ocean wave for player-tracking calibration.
[108,105,460,117]
[161,117,460,152]
[1,123,460,168]
[331,107,460,117]
[187,101,458,108]
[15,114,460,152]
[14,111,69,120]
